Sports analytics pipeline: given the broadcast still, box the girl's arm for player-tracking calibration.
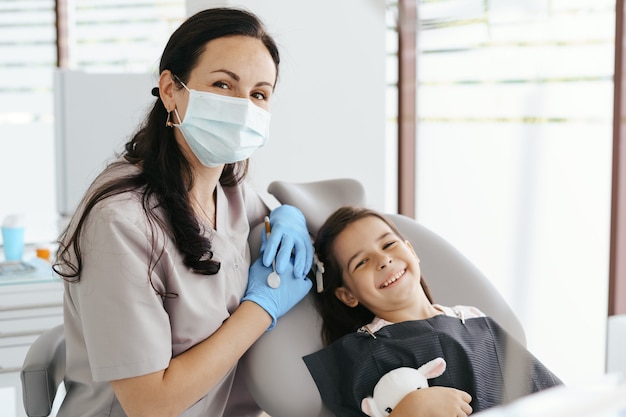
[390,387,473,417]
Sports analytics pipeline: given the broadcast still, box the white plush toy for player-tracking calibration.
[361,357,447,417]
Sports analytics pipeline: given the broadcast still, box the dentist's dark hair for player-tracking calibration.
[313,206,434,345]
[54,8,280,288]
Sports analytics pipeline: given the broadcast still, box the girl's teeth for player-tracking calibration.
[381,270,404,288]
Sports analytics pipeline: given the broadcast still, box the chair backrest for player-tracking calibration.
[21,324,66,417]
[240,178,526,417]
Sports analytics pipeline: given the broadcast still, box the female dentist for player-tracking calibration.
[53,7,312,417]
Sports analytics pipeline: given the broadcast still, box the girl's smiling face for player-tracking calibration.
[332,215,426,321]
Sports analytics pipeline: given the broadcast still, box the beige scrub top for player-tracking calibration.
[58,163,268,417]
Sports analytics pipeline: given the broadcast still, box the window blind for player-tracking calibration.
[386,1,400,208]
[415,0,615,383]
[70,0,185,72]
[0,0,57,243]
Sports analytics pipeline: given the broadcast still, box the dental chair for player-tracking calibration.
[241,178,526,417]
[20,178,525,417]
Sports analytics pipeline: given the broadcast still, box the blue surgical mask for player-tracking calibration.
[172,80,271,167]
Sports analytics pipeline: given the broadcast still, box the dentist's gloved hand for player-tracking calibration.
[242,257,312,330]
[262,204,313,279]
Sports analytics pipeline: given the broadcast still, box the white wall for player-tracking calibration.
[187,0,391,210]
[54,70,156,216]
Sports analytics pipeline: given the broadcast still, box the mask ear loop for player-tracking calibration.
[172,74,191,92]
[166,109,183,127]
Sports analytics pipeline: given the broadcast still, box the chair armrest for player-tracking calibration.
[21,324,66,417]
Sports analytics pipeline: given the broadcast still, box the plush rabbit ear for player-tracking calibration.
[361,397,385,417]
[418,357,447,379]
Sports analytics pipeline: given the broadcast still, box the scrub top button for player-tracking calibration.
[233,263,239,270]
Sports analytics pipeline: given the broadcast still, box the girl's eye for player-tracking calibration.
[354,258,368,271]
[383,241,397,250]
[213,81,229,89]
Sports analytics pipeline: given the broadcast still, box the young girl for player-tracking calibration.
[304,206,561,417]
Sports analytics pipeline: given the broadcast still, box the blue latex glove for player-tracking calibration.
[241,257,312,330]
[262,204,313,279]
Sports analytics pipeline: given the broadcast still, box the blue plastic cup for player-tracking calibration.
[2,226,25,261]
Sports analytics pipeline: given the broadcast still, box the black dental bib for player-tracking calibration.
[303,314,562,417]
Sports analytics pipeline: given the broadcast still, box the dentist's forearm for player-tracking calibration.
[110,301,272,417]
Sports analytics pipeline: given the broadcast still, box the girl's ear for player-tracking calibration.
[335,287,359,307]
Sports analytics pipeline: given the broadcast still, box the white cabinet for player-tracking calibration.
[0,261,64,417]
